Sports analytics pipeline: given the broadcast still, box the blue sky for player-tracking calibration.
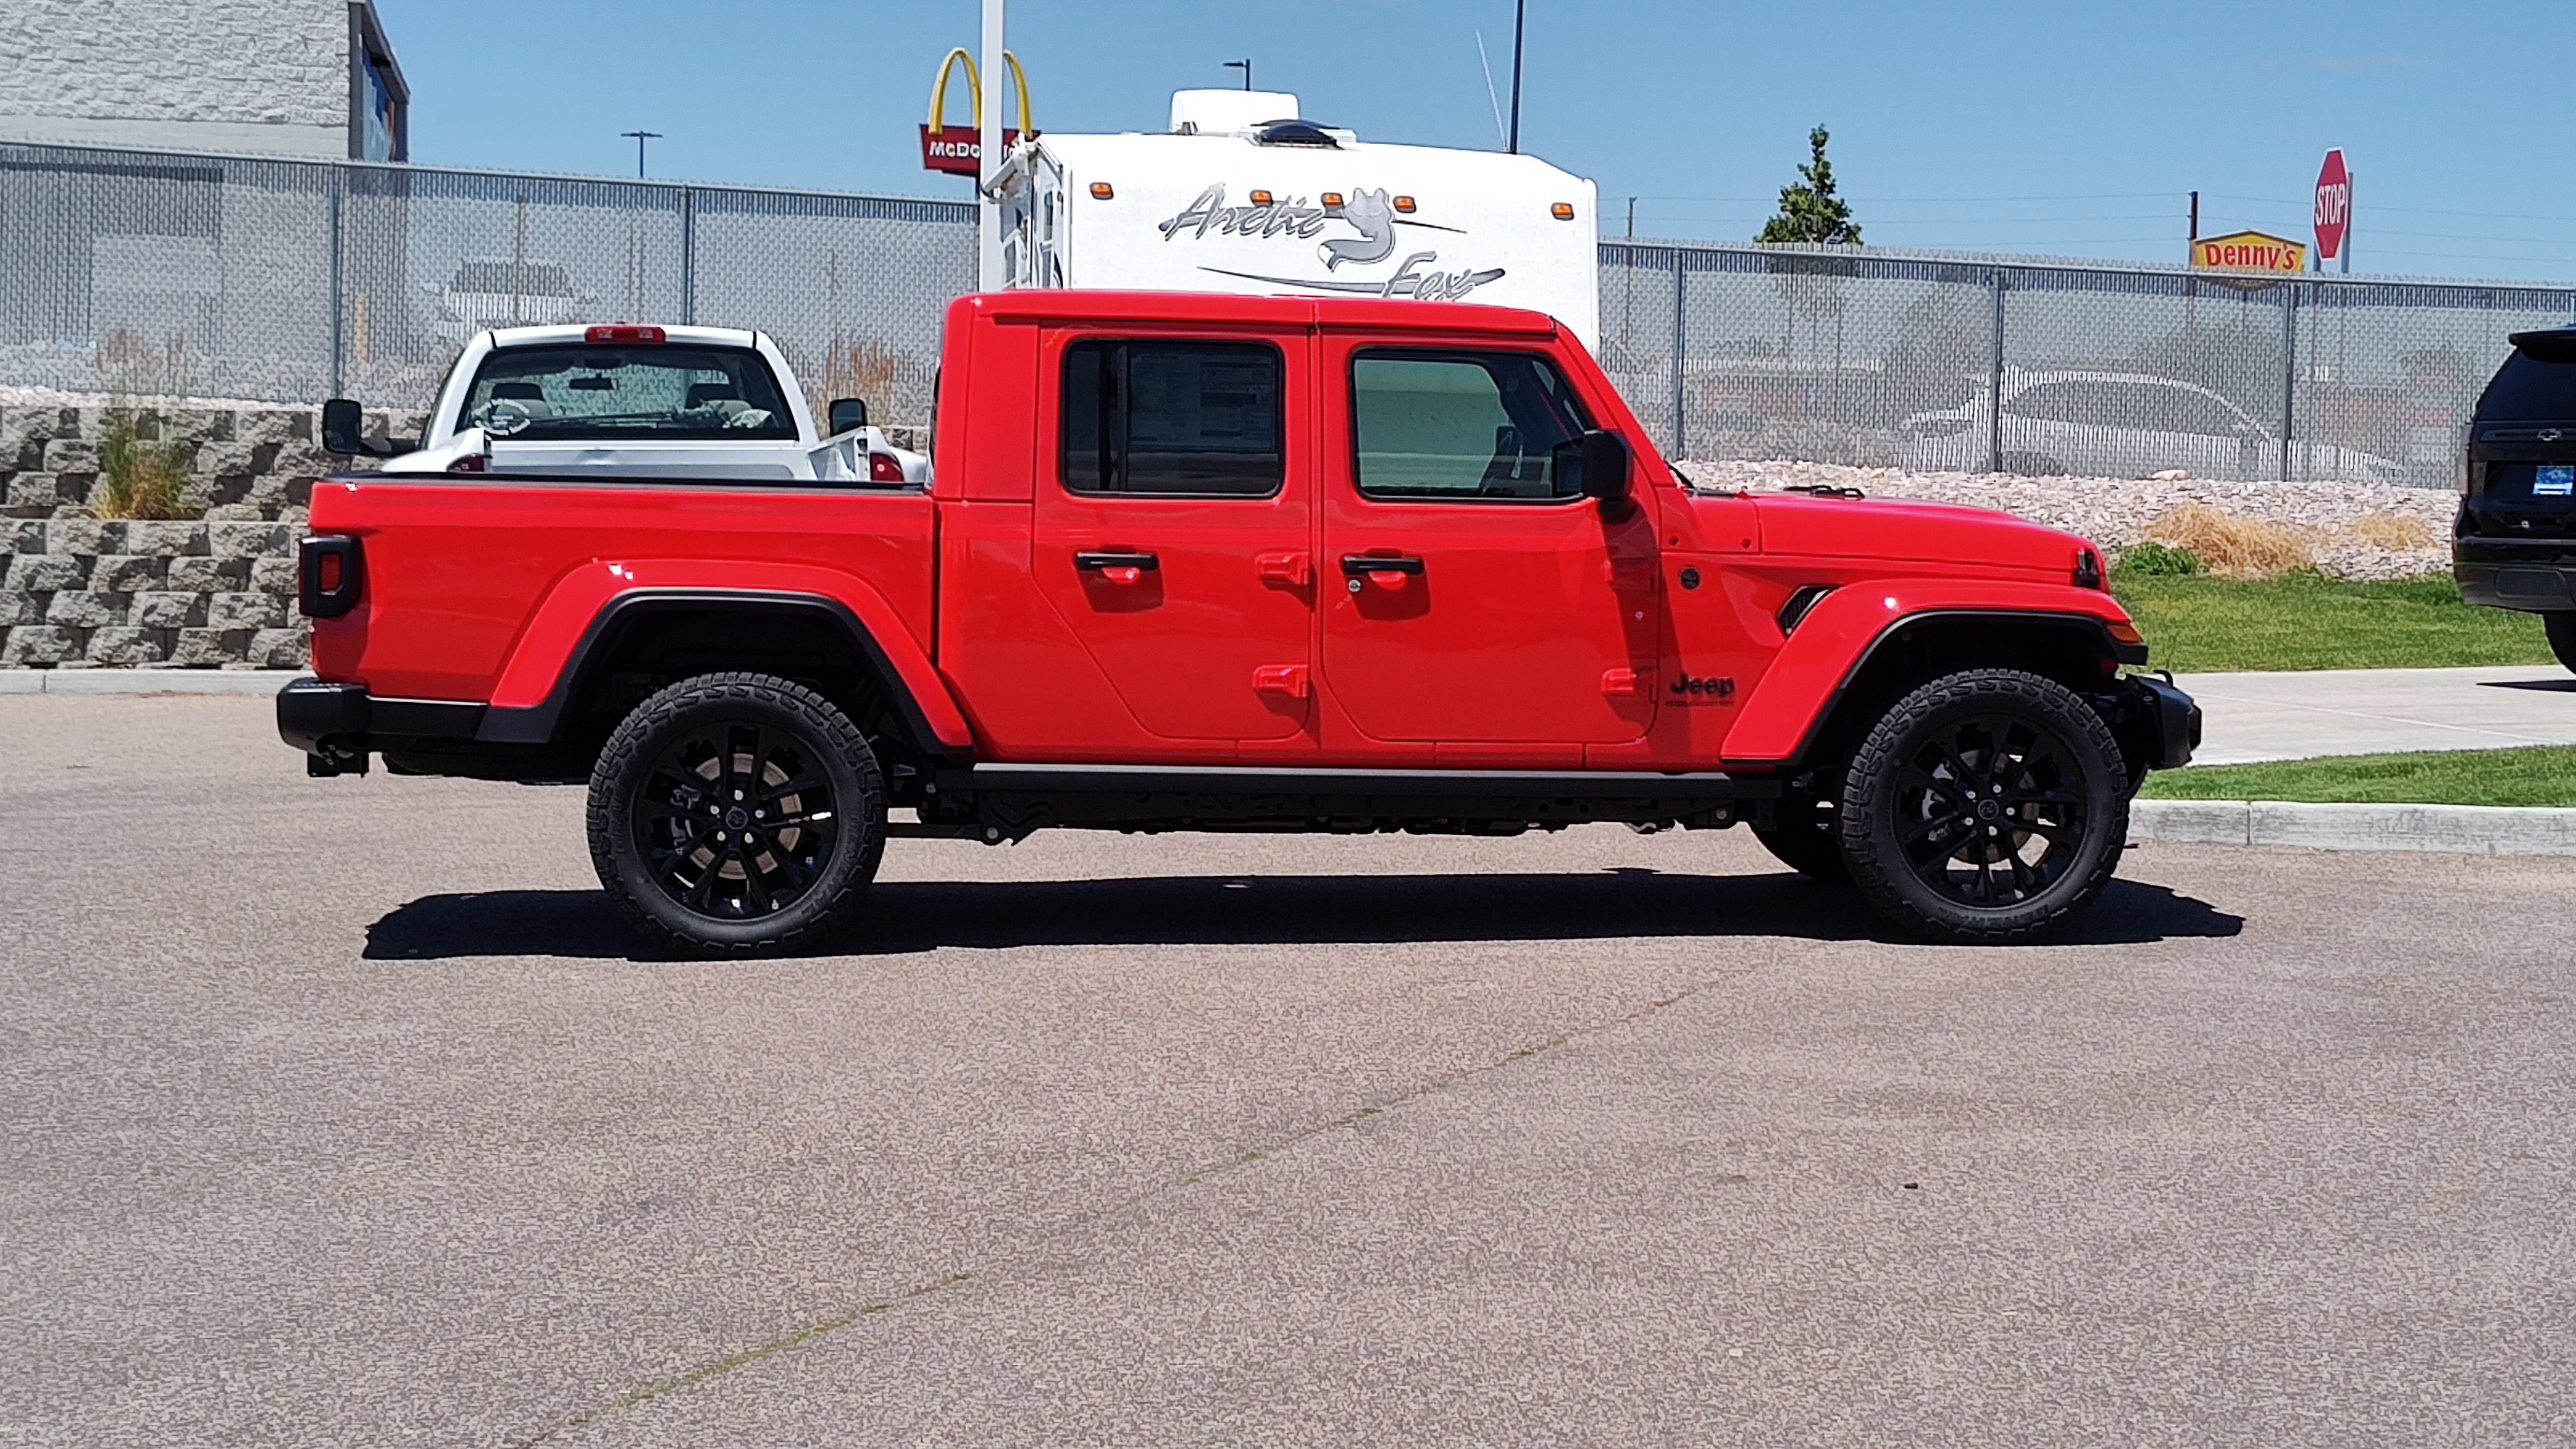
[376,0,2576,282]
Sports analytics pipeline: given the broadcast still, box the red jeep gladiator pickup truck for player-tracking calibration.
[280,291,2197,952]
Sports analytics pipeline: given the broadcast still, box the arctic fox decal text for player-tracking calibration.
[1155,182,1505,302]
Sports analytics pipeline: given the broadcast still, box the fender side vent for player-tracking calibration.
[1777,584,1836,635]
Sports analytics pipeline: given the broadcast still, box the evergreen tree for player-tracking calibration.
[1757,126,1862,245]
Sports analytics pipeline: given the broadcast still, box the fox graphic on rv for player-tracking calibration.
[1155,183,1506,301]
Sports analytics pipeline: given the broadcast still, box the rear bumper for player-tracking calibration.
[2456,537,2576,612]
[277,676,487,774]
[276,677,369,753]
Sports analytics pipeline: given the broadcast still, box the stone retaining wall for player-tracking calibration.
[1,518,309,667]
[0,402,421,669]
[1,404,926,669]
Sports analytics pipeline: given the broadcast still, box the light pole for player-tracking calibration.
[978,0,1004,291]
[1223,58,1252,91]
[620,130,661,179]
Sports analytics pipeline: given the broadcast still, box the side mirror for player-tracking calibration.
[319,398,418,459]
[1553,430,1633,511]
[320,398,365,455]
[826,397,870,435]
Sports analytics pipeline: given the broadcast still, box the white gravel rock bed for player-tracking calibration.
[1682,458,2457,581]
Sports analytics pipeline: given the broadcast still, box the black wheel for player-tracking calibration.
[2548,613,2576,675]
[1840,669,2126,945]
[1751,779,1850,883]
[587,672,886,956]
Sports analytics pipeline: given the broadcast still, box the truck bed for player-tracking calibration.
[307,476,938,705]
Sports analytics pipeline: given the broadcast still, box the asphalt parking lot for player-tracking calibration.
[5,694,2572,1448]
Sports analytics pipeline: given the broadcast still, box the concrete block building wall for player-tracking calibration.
[0,0,401,159]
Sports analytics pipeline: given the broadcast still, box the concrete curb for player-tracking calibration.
[2131,799,2576,857]
[0,669,302,696]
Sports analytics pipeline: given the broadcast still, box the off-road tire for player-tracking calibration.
[2547,613,2576,676]
[1751,783,1850,883]
[588,672,886,956]
[1840,669,2126,945]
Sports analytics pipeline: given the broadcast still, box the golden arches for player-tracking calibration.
[926,47,1033,135]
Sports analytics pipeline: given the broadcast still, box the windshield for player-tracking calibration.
[2481,351,2576,422]
[460,345,798,441]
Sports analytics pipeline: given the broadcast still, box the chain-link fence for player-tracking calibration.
[1601,240,2576,487]
[5,140,2568,487]
[0,141,972,429]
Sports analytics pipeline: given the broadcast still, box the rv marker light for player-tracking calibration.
[1089,182,1113,199]
[1321,191,1345,209]
[1551,202,1576,220]
[1392,196,1416,213]
[1249,189,1275,206]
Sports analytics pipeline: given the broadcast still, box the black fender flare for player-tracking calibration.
[474,589,971,761]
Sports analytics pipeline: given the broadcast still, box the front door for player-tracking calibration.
[1319,340,1657,745]
[1031,330,1316,742]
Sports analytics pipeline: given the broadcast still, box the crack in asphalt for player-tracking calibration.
[506,952,1794,1446]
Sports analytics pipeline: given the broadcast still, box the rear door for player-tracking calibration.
[1317,338,1657,747]
[1030,328,1316,742]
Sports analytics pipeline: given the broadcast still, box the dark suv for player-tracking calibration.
[2458,328,2576,673]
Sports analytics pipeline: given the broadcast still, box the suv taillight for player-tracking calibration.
[299,535,364,618]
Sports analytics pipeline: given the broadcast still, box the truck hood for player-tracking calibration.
[1740,492,2101,579]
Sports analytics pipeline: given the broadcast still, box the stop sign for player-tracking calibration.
[2314,149,2351,262]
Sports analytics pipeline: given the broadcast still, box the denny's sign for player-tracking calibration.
[920,47,1033,177]
[2192,230,2306,274]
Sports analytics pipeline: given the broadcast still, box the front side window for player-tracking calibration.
[1060,339,1283,496]
[1350,350,1592,501]
[460,345,797,441]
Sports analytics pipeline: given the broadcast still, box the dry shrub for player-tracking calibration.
[2337,510,2438,552]
[96,400,197,520]
[2142,503,2313,579]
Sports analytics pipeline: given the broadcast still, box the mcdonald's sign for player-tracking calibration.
[920,47,1034,176]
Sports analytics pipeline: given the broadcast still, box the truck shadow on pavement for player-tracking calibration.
[2479,677,2576,692]
[364,871,2241,961]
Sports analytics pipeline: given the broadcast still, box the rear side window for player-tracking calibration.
[1349,349,1592,501]
[2479,352,2576,421]
[461,345,797,441]
[1060,340,1284,496]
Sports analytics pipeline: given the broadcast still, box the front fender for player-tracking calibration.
[1720,579,2137,763]
[486,558,974,749]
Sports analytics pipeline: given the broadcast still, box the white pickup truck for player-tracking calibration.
[319,323,931,484]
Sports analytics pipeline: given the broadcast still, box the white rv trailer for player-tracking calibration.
[991,89,1601,349]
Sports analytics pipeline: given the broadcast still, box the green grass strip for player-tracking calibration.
[2141,745,2576,808]
[2113,569,2555,674]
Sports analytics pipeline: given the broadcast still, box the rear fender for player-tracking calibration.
[1721,579,2138,764]
[482,558,974,753]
